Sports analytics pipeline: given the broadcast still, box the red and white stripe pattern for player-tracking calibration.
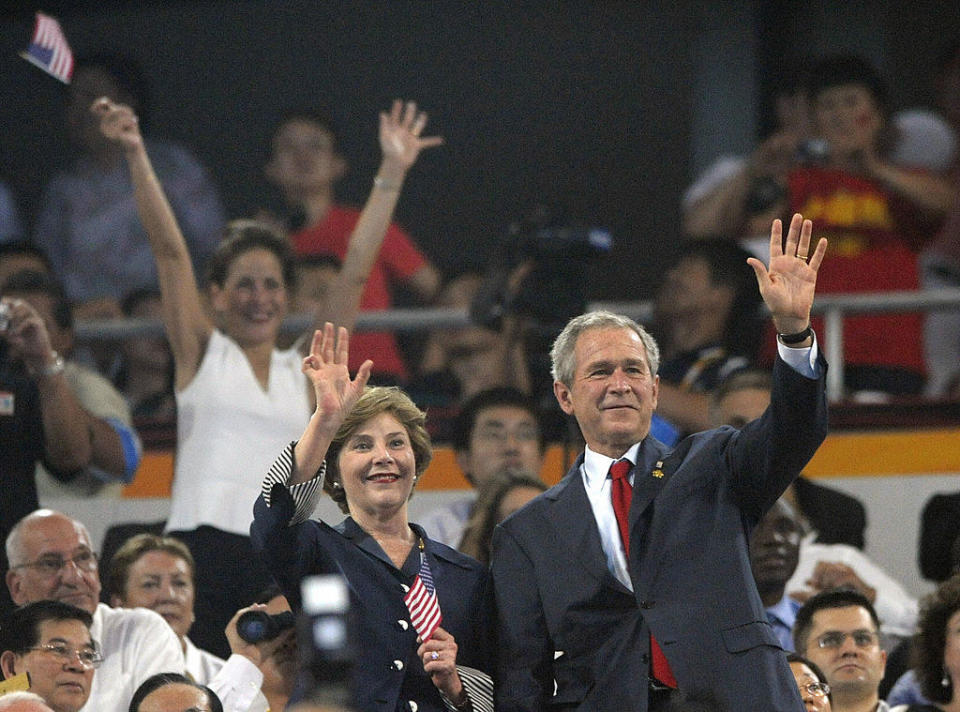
[404,553,442,642]
[21,12,74,83]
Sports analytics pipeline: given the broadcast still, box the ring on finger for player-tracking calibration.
[430,651,439,661]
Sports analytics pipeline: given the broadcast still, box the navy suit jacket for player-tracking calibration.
[251,487,494,712]
[491,354,828,711]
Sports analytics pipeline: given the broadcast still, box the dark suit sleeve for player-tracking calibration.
[490,524,552,712]
[725,353,829,522]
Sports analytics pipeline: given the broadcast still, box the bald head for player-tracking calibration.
[5,511,100,614]
[0,691,56,712]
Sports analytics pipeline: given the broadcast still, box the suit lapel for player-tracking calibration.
[549,458,632,596]
[628,437,671,527]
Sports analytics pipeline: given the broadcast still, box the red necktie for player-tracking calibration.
[609,459,677,689]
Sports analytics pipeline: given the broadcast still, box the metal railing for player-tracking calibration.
[74,288,960,402]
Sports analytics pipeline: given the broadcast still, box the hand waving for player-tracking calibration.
[378,99,444,174]
[302,323,373,434]
[747,213,828,335]
[90,97,143,153]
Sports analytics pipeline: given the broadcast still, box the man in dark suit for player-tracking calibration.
[491,214,829,711]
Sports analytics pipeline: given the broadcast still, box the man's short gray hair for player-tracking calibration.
[550,310,660,386]
[5,510,93,568]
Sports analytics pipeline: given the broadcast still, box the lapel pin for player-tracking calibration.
[652,461,664,478]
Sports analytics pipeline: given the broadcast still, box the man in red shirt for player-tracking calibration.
[265,109,440,381]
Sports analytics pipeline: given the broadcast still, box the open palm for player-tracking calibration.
[302,323,372,432]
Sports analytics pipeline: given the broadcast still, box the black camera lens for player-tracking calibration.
[236,610,295,644]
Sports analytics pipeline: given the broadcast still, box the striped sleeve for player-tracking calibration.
[440,665,494,712]
[260,441,327,525]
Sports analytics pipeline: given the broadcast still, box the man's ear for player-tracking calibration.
[553,381,575,416]
[0,650,19,679]
[6,570,23,607]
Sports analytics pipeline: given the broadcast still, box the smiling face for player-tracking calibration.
[116,551,195,640]
[6,514,101,615]
[553,327,659,458]
[209,248,288,347]
[265,119,346,200]
[336,412,418,519]
[803,606,886,707]
[813,84,883,158]
[4,620,95,712]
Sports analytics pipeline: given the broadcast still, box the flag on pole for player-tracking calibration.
[404,553,442,642]
[20,12,74,84]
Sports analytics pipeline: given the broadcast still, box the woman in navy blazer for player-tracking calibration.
[251,323,493,712]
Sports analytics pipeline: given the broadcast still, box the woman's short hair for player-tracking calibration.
[322,386,432,514]
[912,574,960,702]
[106,533,196,600]
[128,673,222,712]
[550,310,660,386]
[458,469,547,565]
[205,220,297,290]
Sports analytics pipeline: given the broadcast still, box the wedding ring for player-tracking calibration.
[431,651,439,661]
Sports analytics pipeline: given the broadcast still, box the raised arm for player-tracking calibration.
[308,100,442,345]
[92,98,213,389]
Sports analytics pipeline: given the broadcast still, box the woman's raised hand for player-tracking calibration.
[302,323,372,432]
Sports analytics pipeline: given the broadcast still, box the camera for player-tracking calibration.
[298,575,355,706]
[236,609,295,644]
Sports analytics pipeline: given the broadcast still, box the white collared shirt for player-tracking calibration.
[580,442,643,591]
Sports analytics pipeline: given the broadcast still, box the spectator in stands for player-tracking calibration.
[652,240,762,436]
[5,510,183,712]
[264,108,442,383]
[710,368,917,644]
[886,573,960,712]
[33,52,225,324]
[2,271,141,498]
[711,369,866,548]
[0,244,52,292]
[0,692,56,712]
[113,289,175,420]
[0,601,96,712]
[418,387,545,548]
[0,182,23,244]
[128,673,222,712]
[0,296,125,615]
[787,652,834,712]
[750,498,804,651]
[414,272,531,412]
[921,40,960,399]
[94,95,442,658]
[794,589,891,712]
[105,532,279,712]
[457,468,547,565]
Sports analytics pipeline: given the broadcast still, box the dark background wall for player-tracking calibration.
[1,1,958,302]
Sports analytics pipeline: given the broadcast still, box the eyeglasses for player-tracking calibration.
[799,681,831,697]
[25,643,103,669]
[816,629,879,649]
[11,550,99,578]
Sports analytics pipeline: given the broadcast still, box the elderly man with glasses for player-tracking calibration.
[4,510,184,712]
[0,600,100,712]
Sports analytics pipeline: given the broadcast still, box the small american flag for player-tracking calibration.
[20,12,74,84]
[404,552,442,642]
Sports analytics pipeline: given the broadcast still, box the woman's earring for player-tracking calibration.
[943,671,951,688]
[331,480,342,489]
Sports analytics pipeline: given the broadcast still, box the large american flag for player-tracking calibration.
[404,553,442,642]
[20,12,74,84]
